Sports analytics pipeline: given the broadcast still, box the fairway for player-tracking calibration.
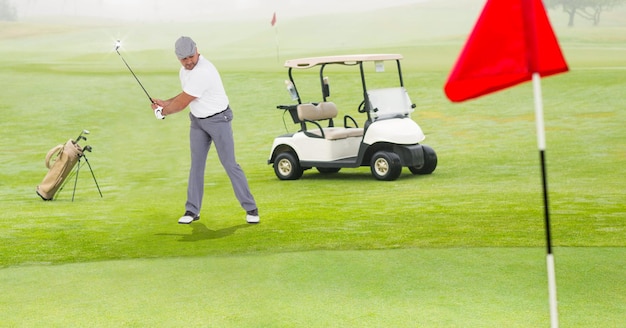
[1,1,625,327]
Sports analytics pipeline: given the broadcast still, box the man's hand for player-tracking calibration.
[151,100,166,120]
[153,106,165,120]
[152,99,168,107]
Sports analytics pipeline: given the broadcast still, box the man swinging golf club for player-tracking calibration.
[151,36,259,224]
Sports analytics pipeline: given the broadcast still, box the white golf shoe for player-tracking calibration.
[178,211,199,224]
[246,209,260,224]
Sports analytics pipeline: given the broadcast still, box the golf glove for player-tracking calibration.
[154,106,165,120]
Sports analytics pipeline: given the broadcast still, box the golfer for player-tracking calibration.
[151,36,259,224]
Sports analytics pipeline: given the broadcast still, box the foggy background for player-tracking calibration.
[11,0,431,22]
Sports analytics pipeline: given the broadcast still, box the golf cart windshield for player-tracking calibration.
[367,87,414,121]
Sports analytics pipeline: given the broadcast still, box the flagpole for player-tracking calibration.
[271,12,280,63]
[444,1,567,326]
[532,72,559,328]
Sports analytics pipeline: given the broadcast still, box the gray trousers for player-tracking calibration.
[185,108,256,215]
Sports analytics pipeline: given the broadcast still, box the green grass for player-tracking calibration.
[2,248,624,327]
[0,2,625,326]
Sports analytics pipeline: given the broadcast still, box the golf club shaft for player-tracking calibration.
[116,50,154,104]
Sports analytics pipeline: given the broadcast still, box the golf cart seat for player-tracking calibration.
[343,115,364,137]
[297,102,363,140]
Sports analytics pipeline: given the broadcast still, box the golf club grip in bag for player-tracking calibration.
[36,139,83,200]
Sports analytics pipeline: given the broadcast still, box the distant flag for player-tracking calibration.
[444,0,568,102]
[444,1,568,328]
[271,11,279,62]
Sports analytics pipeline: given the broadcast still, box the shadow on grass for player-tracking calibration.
[299,171,431,181]
[155,223,253,242]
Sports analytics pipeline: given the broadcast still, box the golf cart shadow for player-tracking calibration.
[299,168,429,181]
[156,223,252,242]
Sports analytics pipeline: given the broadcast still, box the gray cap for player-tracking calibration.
[175,36,197,59]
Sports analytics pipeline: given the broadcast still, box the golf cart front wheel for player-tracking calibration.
[409,145,438,175]
[370,151,402,181]
[274,152,303,180]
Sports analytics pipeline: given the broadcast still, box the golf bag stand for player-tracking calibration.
[67,147,103,202]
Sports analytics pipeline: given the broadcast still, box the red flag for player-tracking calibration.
[444,0,568,102]
[271,12,277,27]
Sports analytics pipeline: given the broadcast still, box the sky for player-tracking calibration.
[12,0,432,22]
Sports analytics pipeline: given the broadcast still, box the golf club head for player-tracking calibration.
[114,40,121,51]
[83,145,92,152]
[76,129,90,143]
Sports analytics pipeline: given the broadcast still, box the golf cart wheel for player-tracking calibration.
[370,151,402,181]
[409,145,438,175]
[317,167,341,174]
[274,152,303,180]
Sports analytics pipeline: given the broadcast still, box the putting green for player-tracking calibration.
[1,248,624,327]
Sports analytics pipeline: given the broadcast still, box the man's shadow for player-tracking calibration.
[156,222,252,242]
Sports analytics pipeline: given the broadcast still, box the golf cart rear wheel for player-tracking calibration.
[317,167,341,174]
[409,145,437,175]
[370,151,402,181]
[274,152,303,180]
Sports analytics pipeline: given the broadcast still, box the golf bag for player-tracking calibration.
[36,139,83,200]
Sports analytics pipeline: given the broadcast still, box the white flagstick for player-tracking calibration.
[532,72,559,328]
[547,253,559,328]
[533,73,546,151]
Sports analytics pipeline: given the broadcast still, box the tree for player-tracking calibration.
[544,0,626,26]
[0,0,17,21]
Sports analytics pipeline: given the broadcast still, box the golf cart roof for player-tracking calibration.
[284,54,403,69]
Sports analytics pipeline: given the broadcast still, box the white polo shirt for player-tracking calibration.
[179,55,229,118]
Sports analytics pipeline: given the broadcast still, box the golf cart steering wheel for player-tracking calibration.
[358,100,367,113]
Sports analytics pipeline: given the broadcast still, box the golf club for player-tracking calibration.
[75,129,89,143]
[114,40,155,104]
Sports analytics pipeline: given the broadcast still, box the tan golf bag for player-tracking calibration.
[36,139,83,200]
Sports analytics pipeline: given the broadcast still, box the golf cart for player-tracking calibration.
[267,54,437,181]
